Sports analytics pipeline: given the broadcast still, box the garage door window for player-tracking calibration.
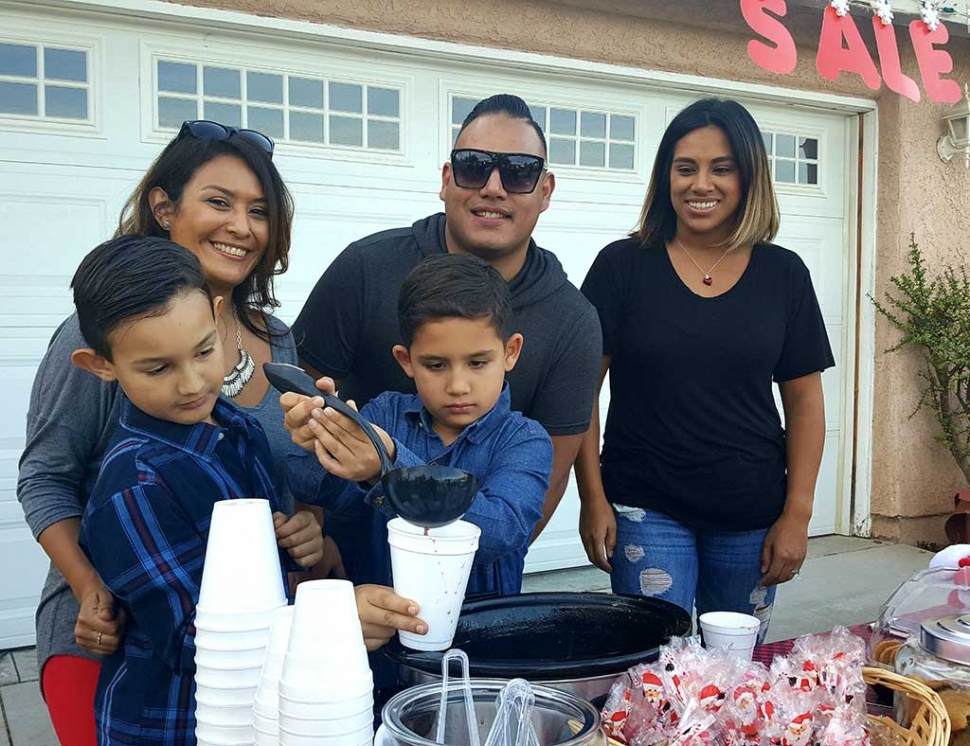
[450,95,636,172]
[156,59,402,152]
[0,42,89,121]
[763,130,819,186]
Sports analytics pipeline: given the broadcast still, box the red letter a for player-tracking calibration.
[741,0,797,74]
[817,5,881,90]
[873,17,920,102]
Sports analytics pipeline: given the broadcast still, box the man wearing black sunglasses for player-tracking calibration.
[291,94,601,571]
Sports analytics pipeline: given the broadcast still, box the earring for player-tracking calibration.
[162,221,171,230]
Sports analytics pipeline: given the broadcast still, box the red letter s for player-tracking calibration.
[741,0,797,75]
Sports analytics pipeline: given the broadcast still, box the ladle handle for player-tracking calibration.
[263,363,394,476]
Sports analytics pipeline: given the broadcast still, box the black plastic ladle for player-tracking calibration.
[264,362,479,528]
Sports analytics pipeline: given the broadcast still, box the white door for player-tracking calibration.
[0,6,854,646]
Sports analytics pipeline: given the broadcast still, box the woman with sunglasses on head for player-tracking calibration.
[17,121,422,746]
[576,99,834,640]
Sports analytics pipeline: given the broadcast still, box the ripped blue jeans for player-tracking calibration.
[610,505,776,643]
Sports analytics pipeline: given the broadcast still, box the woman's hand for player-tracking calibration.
[355,585,427,651]
[280,376,339,453]
[307,401,396,482]
[74,581,127,655]
[580,496,617,573]
[274,511,325,568]
[760,510,810,586]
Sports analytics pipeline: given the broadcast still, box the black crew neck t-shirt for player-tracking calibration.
[580,237,835,532]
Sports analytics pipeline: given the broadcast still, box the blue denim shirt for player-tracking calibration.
[287,385,552,595]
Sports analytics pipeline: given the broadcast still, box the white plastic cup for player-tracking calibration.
[254,727,278,746]
[195,701,254,727]
[254,708,279,728]
[277,670,373,704]
[195,720,254,745]
[195,664,263,689]
[195,645,269,670]
[194,625,272,651]
[279,724,373,746]
[279,707,373,735]
[387,518,481,651]
[199,499,287,614]
[289,580,366,650]
[260,606,295,679]
[278,691,373,720]
[195,605,282,632]
[698,611,762,660]
[253,687,280,718]
[194,683,259,708]
[280,647,370,684]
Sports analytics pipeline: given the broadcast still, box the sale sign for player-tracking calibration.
[740,0,962,103]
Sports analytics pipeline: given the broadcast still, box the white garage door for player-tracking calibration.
[0,6,853,647]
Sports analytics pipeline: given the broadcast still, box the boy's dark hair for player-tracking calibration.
[72,235,210,360]
[457,94,547,156]
[398,254,513,346]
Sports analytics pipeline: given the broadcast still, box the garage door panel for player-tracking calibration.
[775,217,845,323]
[810,432,842,535]
[1,194,109,276]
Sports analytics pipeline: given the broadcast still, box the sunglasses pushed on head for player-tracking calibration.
[176,120,275,159]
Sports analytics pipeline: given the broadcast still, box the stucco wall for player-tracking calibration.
[171,0,970,543]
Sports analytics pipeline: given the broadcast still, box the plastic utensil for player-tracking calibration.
[511,681,538,746]
[434,649,480,746]
[483,679,539,746]
[264,362,479,528]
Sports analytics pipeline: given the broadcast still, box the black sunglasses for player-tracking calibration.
[176,120,275,158]
[449,148,546,194]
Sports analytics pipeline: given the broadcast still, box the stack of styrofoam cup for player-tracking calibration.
[279,580,374,746]
[195,499,288,746]
[253,605,295,745]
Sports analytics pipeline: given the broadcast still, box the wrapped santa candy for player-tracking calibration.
[602,678,635,742]
[816,704,869,746]
[762,679,822,746]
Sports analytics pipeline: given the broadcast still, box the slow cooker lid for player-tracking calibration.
[385,592,691,680]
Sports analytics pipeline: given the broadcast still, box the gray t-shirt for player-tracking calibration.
[17,313,297,676]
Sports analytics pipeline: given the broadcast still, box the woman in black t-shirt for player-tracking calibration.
[576,98,834,639]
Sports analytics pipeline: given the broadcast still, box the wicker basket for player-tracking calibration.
[577,666,950,746]
[864,666,950,746]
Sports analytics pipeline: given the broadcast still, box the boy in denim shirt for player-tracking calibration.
[285,254,553,596]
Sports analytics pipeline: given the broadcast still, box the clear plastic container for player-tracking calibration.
[380,679,607,746]
[894,616,970,728]
[871,567,970,667]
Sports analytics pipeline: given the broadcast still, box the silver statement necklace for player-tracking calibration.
[674,238,732,286]
[222,306,255,398]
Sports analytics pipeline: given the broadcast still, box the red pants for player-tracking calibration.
[42,655,100,746]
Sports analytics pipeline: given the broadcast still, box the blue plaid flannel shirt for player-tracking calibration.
[79,397,290,746]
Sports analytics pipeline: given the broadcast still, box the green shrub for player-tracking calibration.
[871,233,970,484]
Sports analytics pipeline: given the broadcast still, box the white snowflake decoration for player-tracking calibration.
[829,0,850,16]
[871,0,894,25]
[920,0,941,30]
